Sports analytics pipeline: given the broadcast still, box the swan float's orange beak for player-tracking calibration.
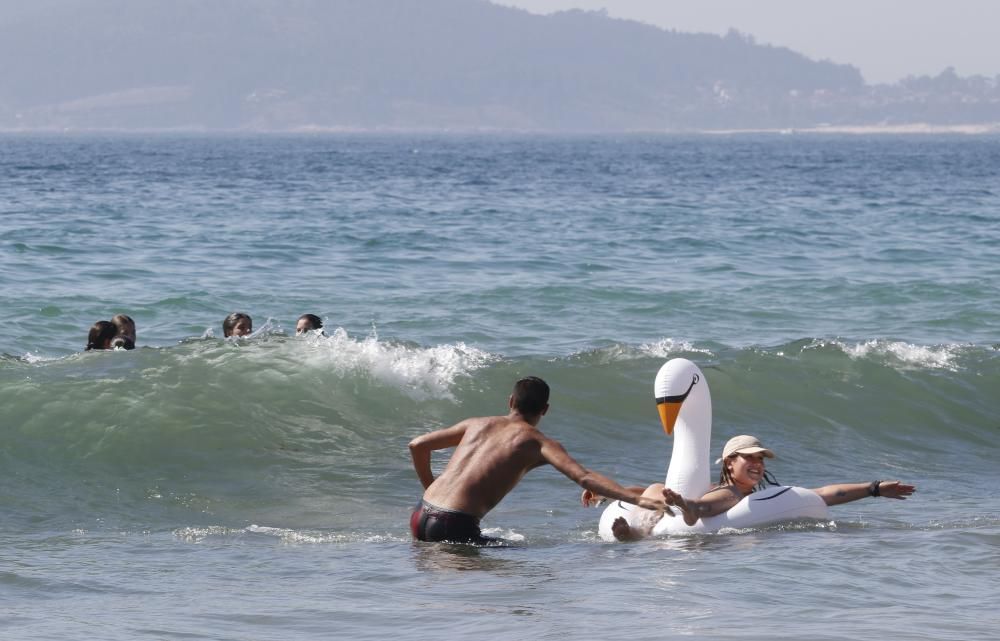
[657,400,682,435]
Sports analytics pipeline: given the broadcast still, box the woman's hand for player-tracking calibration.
[878,480,916,499]
[662,487,687,508]
[662,487,701,526]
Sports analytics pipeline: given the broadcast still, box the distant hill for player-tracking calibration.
[0,0,996,131]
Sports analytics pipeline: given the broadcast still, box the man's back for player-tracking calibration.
[422,415,545,518]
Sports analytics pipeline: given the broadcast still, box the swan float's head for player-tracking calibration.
[655,358,705,435]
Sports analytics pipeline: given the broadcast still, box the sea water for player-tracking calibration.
[1,133,998,640]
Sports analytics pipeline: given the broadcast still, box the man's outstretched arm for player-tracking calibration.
[539,435,670,513]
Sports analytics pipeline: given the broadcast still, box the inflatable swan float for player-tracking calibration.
[598,358,829,540]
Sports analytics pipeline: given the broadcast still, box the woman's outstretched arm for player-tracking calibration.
[811,480,915,506]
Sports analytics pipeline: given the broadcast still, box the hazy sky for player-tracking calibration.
[498,0,999,84]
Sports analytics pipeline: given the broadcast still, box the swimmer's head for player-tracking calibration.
[223,312,253,337]
[296,313,323,335]
[111,314,136,342]
[86,320,117,351]
[110,335,136,350]
[510,376,550,419]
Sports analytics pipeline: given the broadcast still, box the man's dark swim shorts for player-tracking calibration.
[410,500,497,545]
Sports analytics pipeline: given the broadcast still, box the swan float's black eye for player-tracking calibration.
[655,373,699,405]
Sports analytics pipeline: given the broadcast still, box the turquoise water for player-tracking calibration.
[2,134,998,640]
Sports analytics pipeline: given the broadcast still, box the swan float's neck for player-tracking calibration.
[665,408,712,499]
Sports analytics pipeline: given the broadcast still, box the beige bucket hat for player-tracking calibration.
[716,435,776,464]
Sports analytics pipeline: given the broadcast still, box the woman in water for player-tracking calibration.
[585,434,916,540]
[222,312,253,338]
[295,313,323,335]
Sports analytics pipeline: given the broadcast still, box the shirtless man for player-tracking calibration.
[408,376,669,545]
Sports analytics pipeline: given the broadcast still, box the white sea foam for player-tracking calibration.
[20,351,57,364]
[174,524,358,544]
[639,338,712,358]
[480,527,525,543]
[820,339,964,371]
[174,524,416,544]
[296,326,499,400]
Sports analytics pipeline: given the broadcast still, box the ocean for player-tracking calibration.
[1,133,998,640]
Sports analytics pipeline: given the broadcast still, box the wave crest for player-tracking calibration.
[807,338,968,371]
[293,327,500,400]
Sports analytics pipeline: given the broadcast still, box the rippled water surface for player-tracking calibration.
[2,134,998,640]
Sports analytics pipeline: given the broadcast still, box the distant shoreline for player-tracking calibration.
[3,122,1000,136]
[699,123,1000,135]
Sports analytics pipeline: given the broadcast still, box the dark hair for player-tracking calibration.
[111,314,134,329]
[222,312,252,337]
[111,314,136,341]
[110,335,135,350]
[511,376,550,417]
[297,314,323,331]
[86,320,117,351]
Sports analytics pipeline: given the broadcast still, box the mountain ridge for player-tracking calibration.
[1,0,996,132]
